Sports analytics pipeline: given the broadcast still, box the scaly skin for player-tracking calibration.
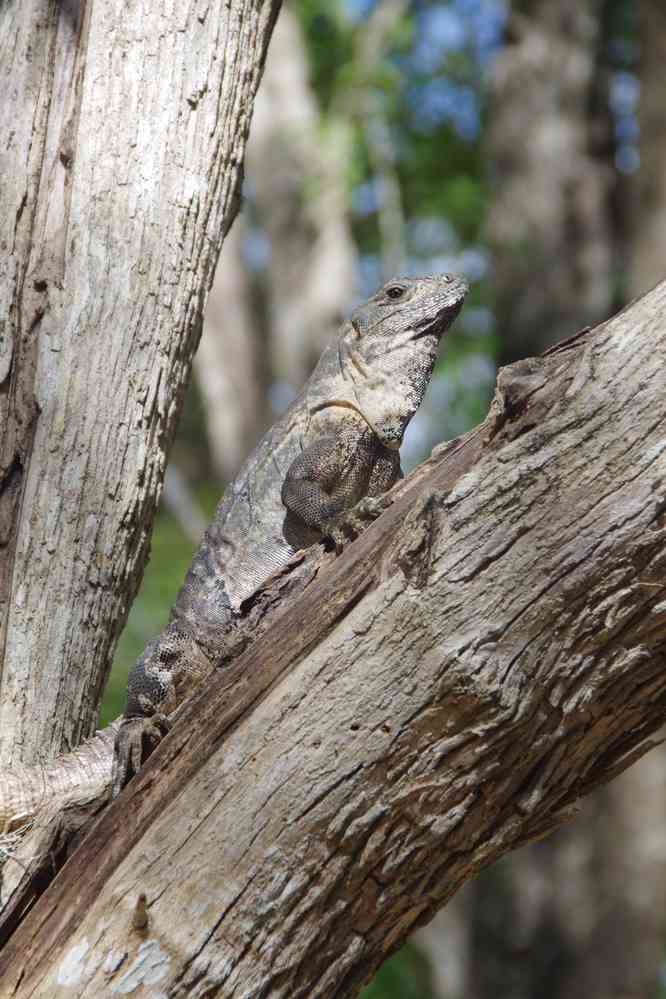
[112,274,468,795]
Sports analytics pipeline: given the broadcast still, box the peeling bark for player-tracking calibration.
[1,282,665,996]
[0,0,281,766]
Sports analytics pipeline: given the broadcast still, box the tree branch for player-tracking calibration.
[1,282,665,994]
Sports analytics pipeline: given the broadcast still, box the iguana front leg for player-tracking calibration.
[281,431,399,551]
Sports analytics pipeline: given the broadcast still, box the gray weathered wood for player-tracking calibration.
[1,282,665,996]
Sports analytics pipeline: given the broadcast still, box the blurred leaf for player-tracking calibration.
[361,941,435,999]
[99,505,201,726]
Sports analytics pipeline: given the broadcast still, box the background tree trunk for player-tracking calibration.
[628,0,666,298]
[0,0,281,766]
[195,3,357,482]
[250,5,357,390]
[2,281,665,996]
[485,0,615,363]
[194,219,268,483]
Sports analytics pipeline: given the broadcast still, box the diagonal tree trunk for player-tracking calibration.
[1,281,665,996]
[0,0,281,767]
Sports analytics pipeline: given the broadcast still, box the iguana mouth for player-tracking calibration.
[413,298,465,340]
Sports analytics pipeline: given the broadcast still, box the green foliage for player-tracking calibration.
[360,942,435,999]
[295,1,355,107]
[99,507,195,726]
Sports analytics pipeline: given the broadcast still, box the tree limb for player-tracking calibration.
[1,282,665,994]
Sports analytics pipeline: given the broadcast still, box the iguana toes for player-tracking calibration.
[112,274,468,795]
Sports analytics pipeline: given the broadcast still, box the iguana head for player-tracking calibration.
[337,273,469,449]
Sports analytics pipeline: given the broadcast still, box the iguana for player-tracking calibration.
[112,273,468,794]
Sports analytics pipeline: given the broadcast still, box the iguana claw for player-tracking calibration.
[324,494,393,554]
[110,713,171,799]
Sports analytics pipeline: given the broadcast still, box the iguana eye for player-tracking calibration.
[386,285,405,300]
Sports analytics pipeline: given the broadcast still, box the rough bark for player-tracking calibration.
[486,0,615,362]
[547,8,666,995]
[1,282,665,996]
[455,761,666,999]
[0,0,281,767]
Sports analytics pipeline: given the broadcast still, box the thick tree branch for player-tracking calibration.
[1,283,666,995]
